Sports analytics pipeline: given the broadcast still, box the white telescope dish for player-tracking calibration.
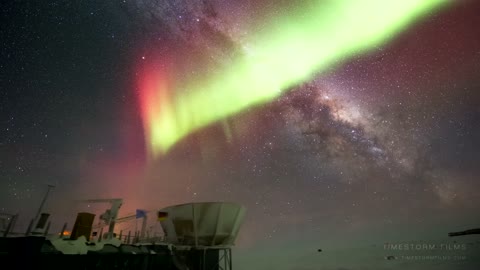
[158,202,246,247]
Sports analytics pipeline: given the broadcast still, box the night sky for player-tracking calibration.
[1,1,480,269]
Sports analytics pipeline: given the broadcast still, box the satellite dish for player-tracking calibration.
[158,202,246,247]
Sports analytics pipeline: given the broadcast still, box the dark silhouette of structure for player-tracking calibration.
[448,228,480,237]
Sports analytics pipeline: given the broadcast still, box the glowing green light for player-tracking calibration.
[143,0,447,155]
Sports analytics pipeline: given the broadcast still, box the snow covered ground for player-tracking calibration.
[235,237,480,270]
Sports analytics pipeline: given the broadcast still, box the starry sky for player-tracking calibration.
[1,1,480,269]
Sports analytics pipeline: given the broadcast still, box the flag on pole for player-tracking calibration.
[136,209,147,219]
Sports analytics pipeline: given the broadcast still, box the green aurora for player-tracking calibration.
[141,0,447,156]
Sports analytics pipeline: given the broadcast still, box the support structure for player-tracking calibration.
[33,185,55,226]
[1,213,18,237]
[202,247,232,270]
[448,228,480,237]
[140,214,148,240]
[79,198,123,240]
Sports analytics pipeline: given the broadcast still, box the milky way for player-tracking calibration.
[1,1,480,269]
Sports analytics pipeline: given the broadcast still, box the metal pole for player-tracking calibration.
[108,219,115,239]
[140,215,147,239]
[3,214,18,237]
[60,222,67,238]
[98,227,104,243]
[44,221,51,236]
[10,214,18,234]
[229,248,232,270]
[25,219,34,236]
[192,204,198,247]
[33,184,55,223]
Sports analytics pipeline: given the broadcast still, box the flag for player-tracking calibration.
[136,209,147,219]
[157,211,168,221]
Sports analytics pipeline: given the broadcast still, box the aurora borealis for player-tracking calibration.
[140,0,447,156]
[2,0,480,269]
